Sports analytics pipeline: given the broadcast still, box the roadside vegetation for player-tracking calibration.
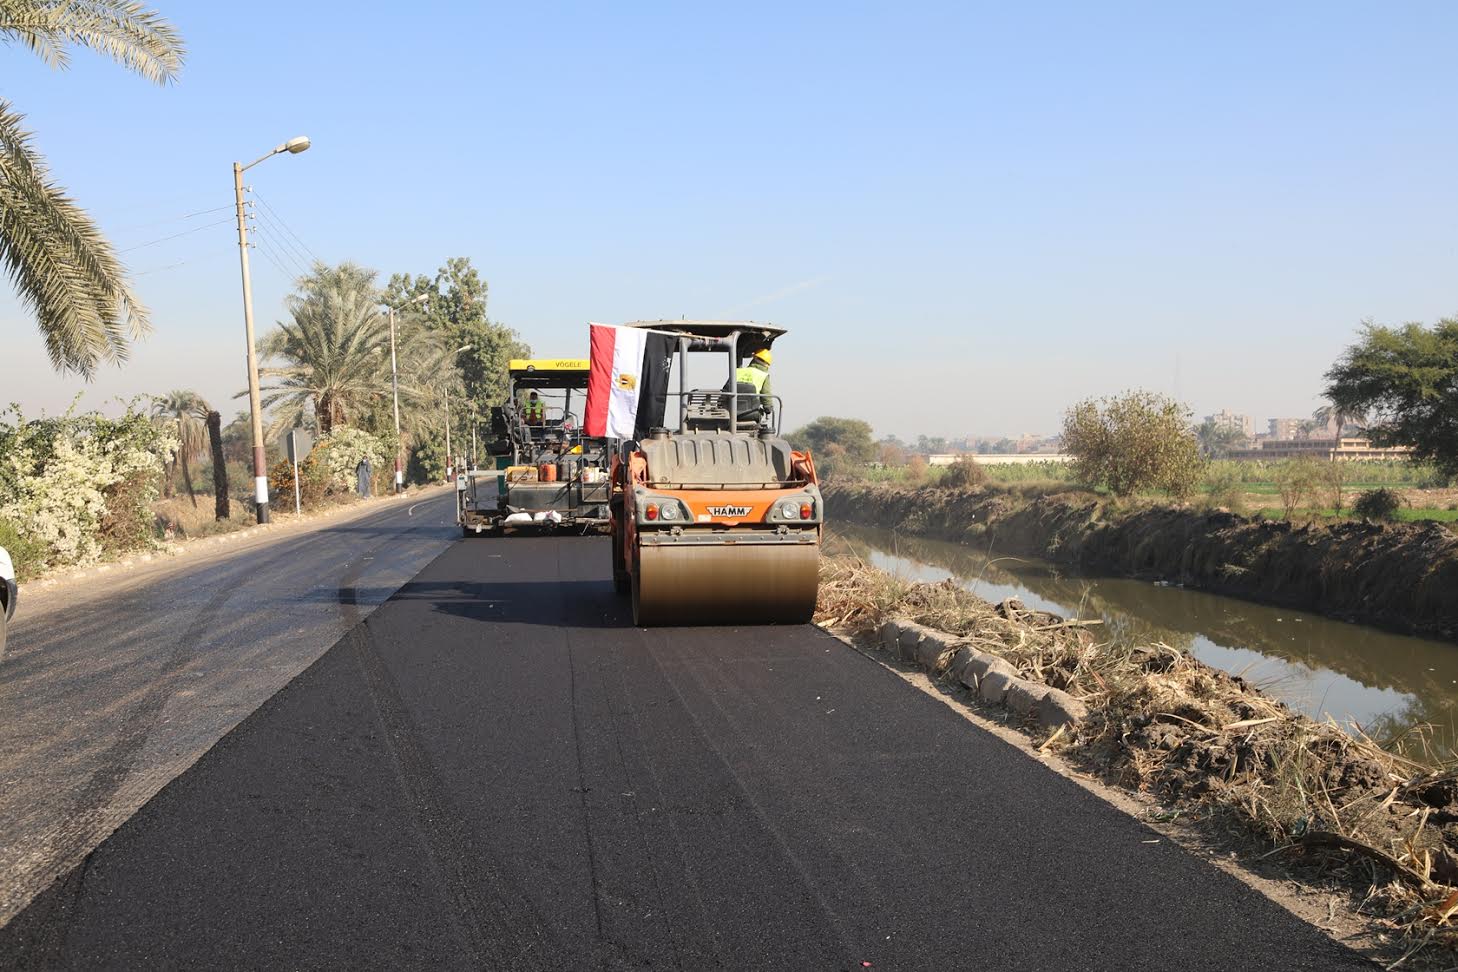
[1,254,523,583]
[816,556,1458,961]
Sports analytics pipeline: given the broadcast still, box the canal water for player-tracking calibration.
[831,523,1458,761]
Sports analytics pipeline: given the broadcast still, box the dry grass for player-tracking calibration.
[151,496,254,540]
[816,554,1458,960]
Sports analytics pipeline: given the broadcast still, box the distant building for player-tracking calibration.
[1205,410,1254,437]
[928,454,1071,467]
[1227,438,1413,461]
[1268,417,1304,440]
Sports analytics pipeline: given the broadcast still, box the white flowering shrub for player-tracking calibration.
[316,427,390,492]
[0,403,176,574]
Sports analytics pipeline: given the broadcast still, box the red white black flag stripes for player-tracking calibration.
[584,323,674,439]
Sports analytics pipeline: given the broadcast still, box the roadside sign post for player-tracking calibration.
[286,429,314,516]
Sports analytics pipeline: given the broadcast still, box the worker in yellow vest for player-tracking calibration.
[523,391,546,425]
[733,349,773,418]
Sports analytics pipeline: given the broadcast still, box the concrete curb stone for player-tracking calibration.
[1005,679,1052,718]
[916,629,962,672]
[867,618,1088,732]
[978,669,1017,705]
[1038,688,1089,729]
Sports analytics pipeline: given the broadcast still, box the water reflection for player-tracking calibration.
[831,524,1458,760]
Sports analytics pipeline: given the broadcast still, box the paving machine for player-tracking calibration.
[607,321,822,626]
[457,358,612,536]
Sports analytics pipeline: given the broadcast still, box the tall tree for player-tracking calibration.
[1325,319,1458,479]
[150,390,207,506]
[0,1,184,375]
[256,261,449,444]
[383,257,529,416]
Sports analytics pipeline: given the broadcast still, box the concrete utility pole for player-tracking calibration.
[385,293,429,492]
[233,135,311,524]
[443,344,472,482]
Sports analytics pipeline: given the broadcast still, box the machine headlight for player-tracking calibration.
[780,501,801,519]
[660,503,679,521]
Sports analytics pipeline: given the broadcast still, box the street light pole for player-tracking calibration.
[385,293,428,493]
[387,304,401,492]
[443,343,472,483]
[233,135,311,524]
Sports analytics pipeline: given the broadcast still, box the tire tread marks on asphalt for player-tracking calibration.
[344,569,558,970]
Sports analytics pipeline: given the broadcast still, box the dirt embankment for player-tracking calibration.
[822,481,1458,642]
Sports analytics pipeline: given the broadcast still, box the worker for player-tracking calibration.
[523,391,546,425]
[732,348,774,418]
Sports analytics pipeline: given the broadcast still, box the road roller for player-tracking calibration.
[606,321,822,626]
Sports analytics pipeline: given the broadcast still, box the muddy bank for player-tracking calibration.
[822,482,1458,642]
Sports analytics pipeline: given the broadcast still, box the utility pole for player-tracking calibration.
[233,135,311,524]
[442,343,472,482]
[384,293,428,493]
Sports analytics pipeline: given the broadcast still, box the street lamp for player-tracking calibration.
[444,344,472,481]
[234,135,311,524]
[384,293,429,492]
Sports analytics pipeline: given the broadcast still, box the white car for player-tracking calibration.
[0,545,14,662]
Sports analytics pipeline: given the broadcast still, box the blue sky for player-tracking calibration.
[3,1,1457,440]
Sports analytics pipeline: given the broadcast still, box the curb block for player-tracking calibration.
[1005,680,1051,717]
[978,669,1017,705]
[874,616,1087,733]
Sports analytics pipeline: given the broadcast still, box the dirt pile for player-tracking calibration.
[823,481,1458,641]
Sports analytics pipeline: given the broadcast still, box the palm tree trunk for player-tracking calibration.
[180,447,198,507]
[208,410,229,521]
[163,457,175,498]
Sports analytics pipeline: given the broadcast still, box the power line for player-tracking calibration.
[251,237,295,281]
[249,188,321,265]
[252,222,309,279]
[113,204,233,233]
[251,203,314,274]
[117,217,233,253]
[252,228,305,281]
[131,245,235,277]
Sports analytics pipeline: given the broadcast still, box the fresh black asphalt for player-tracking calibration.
[0,534,1372,970]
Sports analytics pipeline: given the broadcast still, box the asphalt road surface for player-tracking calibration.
[1,523,1372,970]
[0,490,460,930]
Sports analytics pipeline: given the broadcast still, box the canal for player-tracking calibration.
[831,523,1458,761]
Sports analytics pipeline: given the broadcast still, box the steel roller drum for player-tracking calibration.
[632,542,820,626]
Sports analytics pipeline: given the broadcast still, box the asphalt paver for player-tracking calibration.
[0,534,1373,970]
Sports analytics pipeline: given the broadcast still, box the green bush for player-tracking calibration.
[0,402,174,572]
[1061,390,1205,498]
[0,517,47,581]
[1353,487,1403,521]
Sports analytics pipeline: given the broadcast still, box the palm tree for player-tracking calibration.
[1313,402,1366,438]
[255,262,447,440]
[0,2,184,376]
[150,390,208,506]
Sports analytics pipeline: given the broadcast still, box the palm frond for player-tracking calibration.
[0,98,148,375]
[0,0,185,84]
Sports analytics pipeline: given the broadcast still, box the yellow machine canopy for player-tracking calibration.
[508,359,590,390]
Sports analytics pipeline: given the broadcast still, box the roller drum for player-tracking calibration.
[632,541,819,626]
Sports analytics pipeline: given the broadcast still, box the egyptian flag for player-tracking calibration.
[584,323,675,439]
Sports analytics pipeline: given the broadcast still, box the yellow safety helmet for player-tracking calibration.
[752,349,772,366]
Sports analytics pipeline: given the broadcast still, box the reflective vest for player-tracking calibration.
[523,399,545,420]
[735,366,768,393]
